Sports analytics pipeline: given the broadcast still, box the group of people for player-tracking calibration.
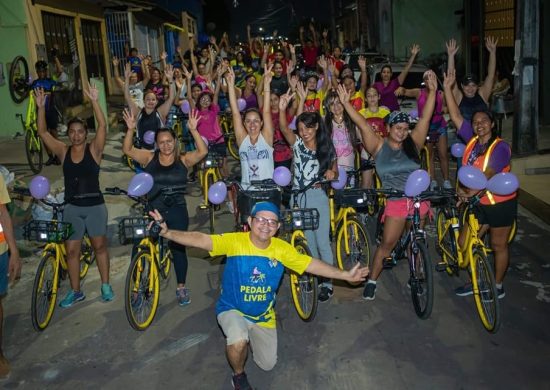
[0,24,516,388]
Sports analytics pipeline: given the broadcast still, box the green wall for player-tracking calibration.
[0,0,31,137]
[392,0,463,61]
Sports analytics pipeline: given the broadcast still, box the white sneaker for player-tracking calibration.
[430,180,438,191]
[443,180,453,189]
[226,201,235,214]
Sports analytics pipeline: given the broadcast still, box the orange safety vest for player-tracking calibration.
[462,136,516,205]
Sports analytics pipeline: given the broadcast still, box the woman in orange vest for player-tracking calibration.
[444,69,516,299]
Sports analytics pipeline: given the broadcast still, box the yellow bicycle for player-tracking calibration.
[219,112,239,160]
[198,151,223,233]
[436,190,502,333]
[20,189,96,331]
[16,92,44,173]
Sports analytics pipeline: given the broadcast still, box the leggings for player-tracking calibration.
[292,187,333,288]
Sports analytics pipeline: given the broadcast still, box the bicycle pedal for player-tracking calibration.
[198,204,209,210]
[435,262,448,272]
[382,257,396,269]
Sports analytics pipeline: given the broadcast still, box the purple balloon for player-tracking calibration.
[331,166,348,190]
[237,98,247,112]
[458,166,487,190]
[180,100,190,114]
[143,130,155,145]
[208,181,227,204]
[29,175,50,199]
[409,109,419,119]
[404,169,430,197]
[273,166,291,187]
[128,173,154,197]
[451,143,465,158]
[486,172,519,195]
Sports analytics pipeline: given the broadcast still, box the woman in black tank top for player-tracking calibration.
[123,108,207,305]
[35,83,114,307]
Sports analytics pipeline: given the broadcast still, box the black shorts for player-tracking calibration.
[474,197,517,228]
[45,106,59,130]
[208,142,227,157]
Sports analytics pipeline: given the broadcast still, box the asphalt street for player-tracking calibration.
[1,132,549,389]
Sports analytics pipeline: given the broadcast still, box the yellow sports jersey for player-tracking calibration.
[210,232,311,328]
[304,89,326,116]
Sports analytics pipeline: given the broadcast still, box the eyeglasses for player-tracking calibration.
[253,216,279,228]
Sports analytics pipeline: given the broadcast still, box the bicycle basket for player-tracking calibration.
[118,217,150,245]
[334,188,376,208]
[23,220,73,243]
[280,208,319,232]
[237,188,282,224]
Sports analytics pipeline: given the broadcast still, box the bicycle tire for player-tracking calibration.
[289,238,318,322]
[158,244,172,290]
[227,134,239,161]
[25,127,43,174]
[9,55,30,103]
[471,247,501,333]
[207,173,215,234]
[79,235,95,279]
[31,251,58,331]
[409,241,434,319]
[125,249,159,331]
[336,216,371,285]
[436,209,458,275]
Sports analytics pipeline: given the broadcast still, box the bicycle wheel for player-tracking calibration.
[125,249,160,331]
[31,251,58,331]
[289,238,318,322]
[207,173,215,233]
[409,241,434,319]
[158,243,172,290]
[227,134,239,161]
[436,209,458,275]
[336,216,370,284]
[79,235,95,279]
[25,127,43,174]
[9,55,30,103]
[471,247,501,333]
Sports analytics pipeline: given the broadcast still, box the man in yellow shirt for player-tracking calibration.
[0,175,22,379]
[149,201,369,390]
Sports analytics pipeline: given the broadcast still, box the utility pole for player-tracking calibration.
[513,0,539,155]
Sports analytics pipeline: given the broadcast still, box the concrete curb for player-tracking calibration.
[518,188,550,225]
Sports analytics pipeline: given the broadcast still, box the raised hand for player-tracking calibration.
[485,36,498,53]
[289,74,299,91]
[358,55,367,71]
[317,55,328,69]
[410,44,421,56]
[443,69,456,90]
[124,63,132,80]
[164,64,174,81]
[336,83,350,103]
[187,109,201,131]
[425,70,437,91]
[84,82,99,102]
[160,51,168,61]
[182,65,193,80]
[446,39,459,57]
[112,56,119,67]
[209,35,217,45]
[287,59,295,74]
[289,43,295,54]
[122,108,136,130]
[264,63,274,86]
[279,89,295,110]
[225,66,235,86]
[295,81,307,101]
[33,88,47,108]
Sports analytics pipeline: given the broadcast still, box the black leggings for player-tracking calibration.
[162,205,190,284]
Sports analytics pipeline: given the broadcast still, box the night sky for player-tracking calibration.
[204,0,331,42]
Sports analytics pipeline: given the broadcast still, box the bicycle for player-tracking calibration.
[374,188,437,319]
[280,182,321,322]
[105,185,185,331]
[18,188,96,331]
[219,111,239,161]
[435,189,502,332]
[16,92,43,173]
[198,150,224,233]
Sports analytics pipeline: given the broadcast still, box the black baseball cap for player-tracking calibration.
[462,74,478,85]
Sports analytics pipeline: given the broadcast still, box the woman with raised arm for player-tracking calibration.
[337,71,437,301]
[373,44,421,112]
[278,92,338,303]
[122,108,207,305]
[226,64,274,186]
[446,37,498,122]
[443,69,515,299]
[35,85,113,308]
[125,64,176,151]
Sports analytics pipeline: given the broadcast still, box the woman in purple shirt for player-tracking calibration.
[373,44,420,111]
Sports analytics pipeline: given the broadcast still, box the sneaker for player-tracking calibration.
[0,356,10,379]
[59,290,85,308]
[430,180,438,191]
[226,201,235,214]
[318,286,334,302]
[232,372,252,390]
[101,283,114,302]
[455,283,473,296]
[497,286,505,299]
[443,179,453,189]
[176,287,191,306]
[363,282,377,300]
[188,174,197,183]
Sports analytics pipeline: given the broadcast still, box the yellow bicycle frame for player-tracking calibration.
[328,189,360,255]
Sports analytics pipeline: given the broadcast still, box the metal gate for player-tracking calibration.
[105,11,131,76]
[81,19,106,80]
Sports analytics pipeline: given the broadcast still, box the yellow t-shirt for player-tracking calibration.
[0,175,11,255]
[210,232,312,328]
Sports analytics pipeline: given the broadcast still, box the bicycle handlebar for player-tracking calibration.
[39,193,101,208]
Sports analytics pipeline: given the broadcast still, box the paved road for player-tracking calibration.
[1,133,550,389]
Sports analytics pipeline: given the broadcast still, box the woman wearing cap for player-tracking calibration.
[372,44,420,112]
[302,56,330,115]
[337,71,438,301]
[122,108,207,305]
[396,70,452,189]
[443,69,515,299]
[446,37,498,122]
